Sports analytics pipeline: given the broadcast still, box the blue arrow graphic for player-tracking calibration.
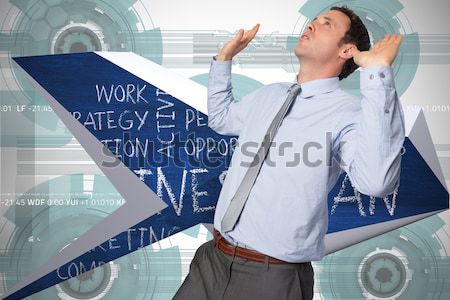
[3,52,448,300]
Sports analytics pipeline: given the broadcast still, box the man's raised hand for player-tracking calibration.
[349,34,403,68]
[216,24,260,61]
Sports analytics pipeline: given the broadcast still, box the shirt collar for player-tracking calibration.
[288,74,340,99]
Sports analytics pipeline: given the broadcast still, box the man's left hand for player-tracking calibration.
[349,34,403,68]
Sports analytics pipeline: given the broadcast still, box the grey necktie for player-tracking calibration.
[221,84,302,233]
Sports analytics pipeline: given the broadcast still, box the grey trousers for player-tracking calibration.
[173,239,314,300]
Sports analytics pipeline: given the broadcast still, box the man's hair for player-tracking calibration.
[330,6,371,80]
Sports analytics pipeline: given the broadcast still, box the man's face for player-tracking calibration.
[295,9,351,64]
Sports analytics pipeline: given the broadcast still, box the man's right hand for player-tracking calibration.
[216,24,260,61]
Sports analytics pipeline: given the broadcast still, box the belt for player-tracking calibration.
[213,229,290,264]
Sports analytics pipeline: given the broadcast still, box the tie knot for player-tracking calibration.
[288,84,302,97]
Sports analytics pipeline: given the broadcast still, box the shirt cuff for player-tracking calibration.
[360,65,395,90]
[210,55,232,75]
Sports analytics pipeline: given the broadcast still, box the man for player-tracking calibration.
[174,6,405,300]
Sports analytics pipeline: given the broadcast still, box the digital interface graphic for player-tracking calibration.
[1,1,450,299]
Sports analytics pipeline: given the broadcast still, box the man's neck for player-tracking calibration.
[297,60,340,84]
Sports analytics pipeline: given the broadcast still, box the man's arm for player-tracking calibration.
[332,33,406,198]
[333,65,405,198]
[207,57,261,135]
[207,24,260,135]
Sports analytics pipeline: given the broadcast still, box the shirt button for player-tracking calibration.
[384,108,390,113]
[379,72,385,78]
[369,74,374,80]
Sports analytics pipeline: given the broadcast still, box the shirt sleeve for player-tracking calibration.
[332,65,406,198]
[207,56,260,136]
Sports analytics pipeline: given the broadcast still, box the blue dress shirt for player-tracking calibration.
[207,57,405,263]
